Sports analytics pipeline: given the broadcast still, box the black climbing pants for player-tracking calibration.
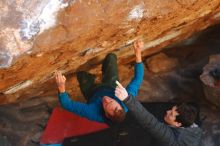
[76,53,119,101]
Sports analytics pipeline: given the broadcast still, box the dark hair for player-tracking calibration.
[176,103,198,127]
[107,109,126,123]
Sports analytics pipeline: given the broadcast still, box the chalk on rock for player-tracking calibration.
[0,52,13,69]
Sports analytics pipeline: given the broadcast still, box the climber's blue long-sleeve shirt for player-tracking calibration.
[58,63,144,124]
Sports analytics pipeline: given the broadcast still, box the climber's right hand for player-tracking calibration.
[133,40,143,63]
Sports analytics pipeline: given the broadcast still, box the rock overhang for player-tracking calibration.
[0,0,220,104]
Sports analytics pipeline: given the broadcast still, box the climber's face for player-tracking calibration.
[102,96,123,118]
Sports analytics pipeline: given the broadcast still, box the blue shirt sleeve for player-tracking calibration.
[58,92,105,122]
[126,62,144,97]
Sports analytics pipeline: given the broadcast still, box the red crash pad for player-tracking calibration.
[40,107,109,144]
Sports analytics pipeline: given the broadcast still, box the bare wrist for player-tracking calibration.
[136,55,142,63]
[58,86,66,93]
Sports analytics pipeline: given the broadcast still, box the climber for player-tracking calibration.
[55,40,144,125]
[115,81,202,146]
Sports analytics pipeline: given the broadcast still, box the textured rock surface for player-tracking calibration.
[0,0,220,104]
[200,55,220,108]
[0,23,220,146]
[0,96,56,146]
[145,52,179,73]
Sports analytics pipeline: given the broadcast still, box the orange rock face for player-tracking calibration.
[0,0,220,104]
[146,53,179,73]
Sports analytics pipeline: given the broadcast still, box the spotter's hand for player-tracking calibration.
[115,81,128,101]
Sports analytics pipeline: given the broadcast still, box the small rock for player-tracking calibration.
[200,54,220,108]
[145,53,179,73]
[31,132,42,144]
